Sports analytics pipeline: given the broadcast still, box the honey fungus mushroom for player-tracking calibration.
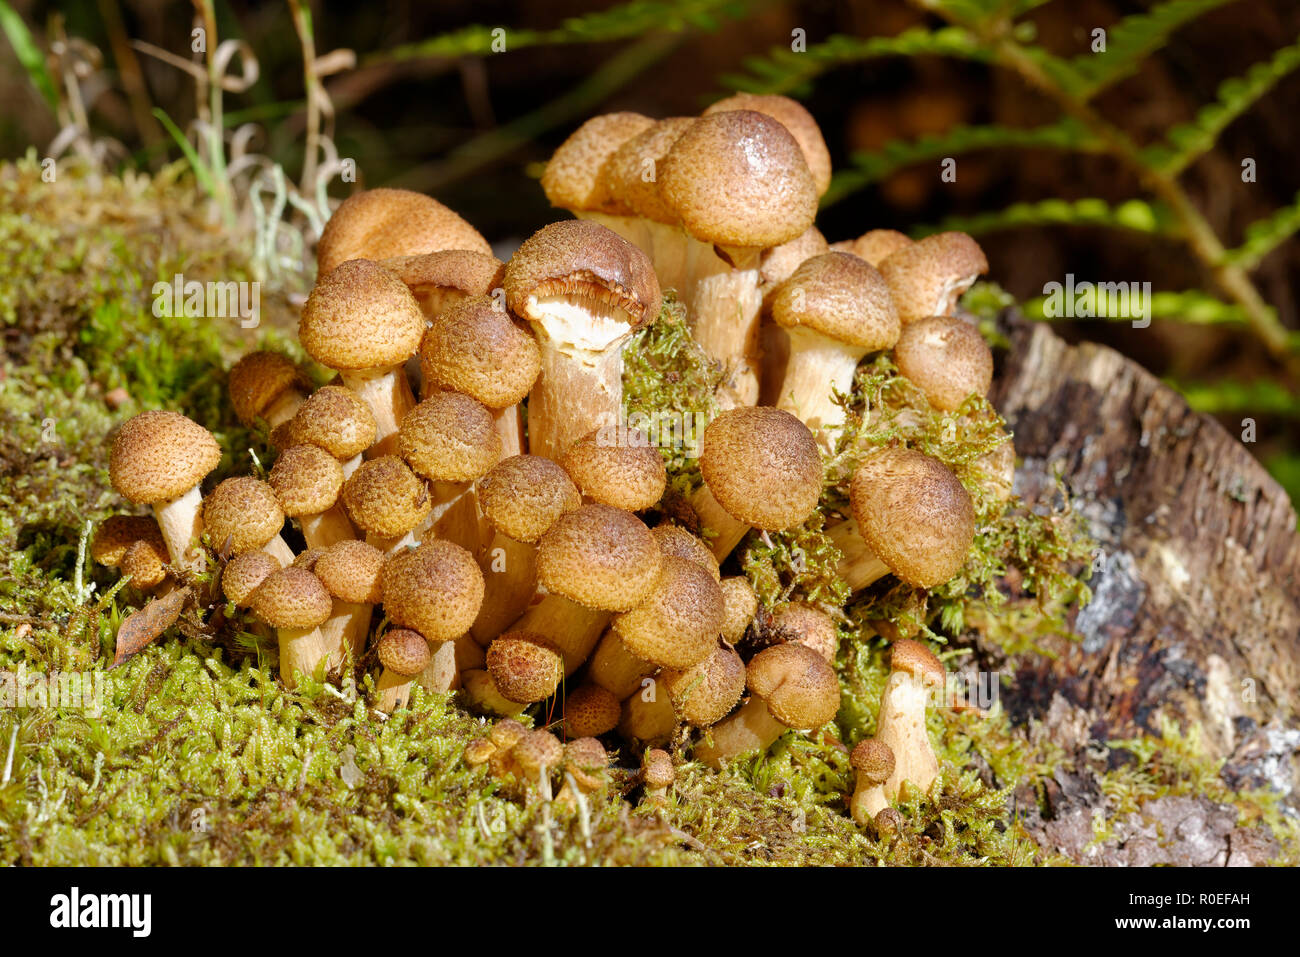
[876,639,947,801]
[540,111,655,222]
[829,448,975,591]
[830,229,913,267]
[562,683,622,738]
[313,539,384,666]
[268,443,354,549]
[878,231,988,325]
[316,187,491,275]
[109,410,222,574]
[381,248,505,324]
[484,631,564,707]
[227,351,312,430]
[341,455,432,553]
[893,315,993,413]
[250,566,334,689]
[91,516,172,593]
[381,540,485,648]
[202,476,295,566]
[282,385,377,479]
[560,427,666,511]
[375,628,432,713]
[849,737,896,825]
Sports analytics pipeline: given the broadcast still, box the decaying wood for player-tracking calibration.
[987,312,1300,777]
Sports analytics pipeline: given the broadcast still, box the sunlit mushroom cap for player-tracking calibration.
[380,249,505,314]
[110,411,221,505]
[477,454,581,543]
[317,188,491,274]
[314,539,384,604]
[772,251,900,350]
[651,524,720,581]
[760,225,829,288]
[893,315,993,412]
[613,555,724,669]
[889,638,946,685]
[563,684,622,738]
[398,391,501,483]
[250,567,333,629]
[703,92,832,196]
[745,643,840,730]
[341,456,431,537]
[832,229,914,267]
[91,515,166,568]
[419,296,541,409]
[699,407,822,531]
[771,602,839,662]
[381,540,484,641]
[719,577,758,644]
[598,116,695,222]
[486,631,564,703]
[222,550,281,607]
[377,628,432,677]
[269,444,345,516]
[120,538,169,589]
[299,259,427,371]
[662,644,746,727]
[536,504,661,611]
[560,428,666,511]
[203,477,286,555]
[850,737,895,784]
[541,112,655,212]
[878,231,988,324]
[227,351,310,427]
[284,385,377,461]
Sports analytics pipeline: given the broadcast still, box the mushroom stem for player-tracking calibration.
[775,328,863,436]
[460,668,527,716]
[527,321,629,461]
[263,389,305,429]
[510,594,608,676]
[298,502,356,550]
[376,667,418,711]
[686,484,750,561]
[618,683,677,747]
[470,532,539,646]
[261,534,297,568]
[340,453,363,479]
[153,484,207,574]
[827,518,891,590]
[684,245,763,408]
[588,627,655,699]
[693,695,788,768]
[876,669,941,801]
[851,779,890,826]
[494,406,525,459]
[340,367,415,458]
[415,639,460,694]
[277,625,332,690]
[319,600,372,667]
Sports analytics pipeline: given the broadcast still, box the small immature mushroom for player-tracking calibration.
[560,427,666,511]
[313,539,384,665]
[893,315,993,412]
[470,455,582,645]
[758,225,831,408]
[640,748,674,806]
[381,249,505,323]
[120,538,170,592]
[227,351,312,431]
[418,294,540,458]
[830,229,913,267]
[771,252,900,437]
[511,729,565,800]
[849,738,896,825]
[282,385,377,478]
[651,525,720,581]
[555,736,609,812]
[878,231,988,325]
[829,448,975,591]
[221,549,280,641]
[463,717,528,773]
[694,643,839,768]
[485,631,564,706]
[541,112,655,224]
[109,411,222,573]
[91,516,171,592]
[719,577,758,645]
[612,556,724,670]
[503,220,662,460]
[250,567,334,689]
[514,504,662,674]
[689,407,822,560]
[341,455,431,553]
[269,444,354,549]
[875,639,946,801]
[769,602,839,662]
[202,477,295,567]
[316,187,491,276]
[374,628,433,712]
[660,643,746,728]
[298,258,427,456]
[562,683,622,738]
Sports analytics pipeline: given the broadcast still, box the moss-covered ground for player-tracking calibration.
[1,156,1295,865]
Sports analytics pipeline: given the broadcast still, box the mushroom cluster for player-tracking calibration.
[97,94,1017,832]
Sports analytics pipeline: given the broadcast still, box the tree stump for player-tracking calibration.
[987,312,1300,787]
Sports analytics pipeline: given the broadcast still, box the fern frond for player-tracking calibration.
[1021,289,1251,325]
[921,197,1177,238]
[1144,34,1300,175]
[1170,378,1299,417]
[1221,189,1300,271]
[823,117,1100,206]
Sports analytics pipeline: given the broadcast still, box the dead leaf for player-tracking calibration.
[112,586,191,667]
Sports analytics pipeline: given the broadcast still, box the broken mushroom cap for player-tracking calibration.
[541,112,655,212]
[299,259,427,373]
[380,249,505,317]
[109,411,221,506]
[597,116,695,222]
[772,252,900,351]
[269,444,345,517]
[893,315,993,413]
[703,92,832,197]
[477,455,582,543]
[747,642,840,731]
[120,538,169,589]
[250,566,333,630]
[341,456,431,538]
[381,539,485,641]
[536,504,662,612]
[719,577,758,645]
[833,229,913,267]
[659,110,817,249]
[651,525,721,581]
[397,391,501,483]
[377,628,433,677]
[560,427,666,511]
[313,539,384,605]
[563,684,622,738]
[418,296,540,409]
[486,631,564,703]
[316,187,491,274]
[284,385,378,462]
[849,448,975,588]
[91,516,166,569]
[221,550,281,607]
[770,602,839,662]
[227,351,310,428]
[878,231,988,324]
[700,407,822,531]
[661,643,746,727]
[612,555,725,669]
[202,477,286,556]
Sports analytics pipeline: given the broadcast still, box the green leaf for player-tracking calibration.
[1222,189,1300,270]
[151,107,218,200]
[1169,377,1300,417]
[0,1,58,111]
[917,197,1176,239]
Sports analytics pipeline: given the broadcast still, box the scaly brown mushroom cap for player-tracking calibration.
[560,428,666,511]
[381,540,484,641]
[563,736,609,778]
[269,444,345,517]
[536,504,662,612]
[91,515,166,568]
[889,638,946,686]
[850,737,896,784]
[293,548,326,570]
[503,219,662,330]
[878,231,988,324]
[658,110,817,249]
[203,477,286,555]
[719,577,758,645]
[760,225,830,288]
[746,643,840,731]
[563,684,622,738]
[662,644,746,727]
[597,116,695,222]
[419,296,540,409]
[284,386,377,461]
[699,407,822,531]
[377,628,432,677]
[313,539,384,604]
[770,602,839,662]
[250,567,333,629]
[772,252,900,351]
[486,632,564,703]
[227,351,310,427]
[120,539,168,589]
[299,259,427,372]
[703,92,832,196]
[642,749,674,789]
[380,249,505,305]
[317,188,491,274]
[221,550,281,607]
[110,411,221,504]
[613,556,724,669]
[849,448,975,588]
[341,456,431,538]
[651,525,721,581]
[397,391,502,484]
[835,229,913,267]
[477,455,582,543]
[893,316,993,413]
[512,729,565,781]
[541,112,655,212]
